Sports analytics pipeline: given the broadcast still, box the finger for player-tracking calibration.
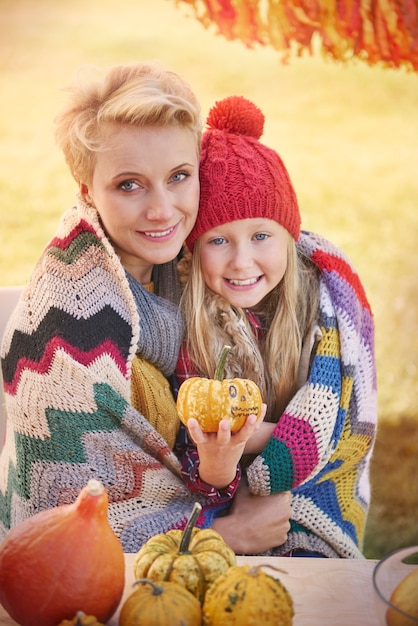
[187,418,207,445]
[275,491,293,516]
[234,413,258,440]
[242,405,266,434]
[216,419,232,445]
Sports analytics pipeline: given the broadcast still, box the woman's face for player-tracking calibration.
[198,218,290,308]
[81,124,199,284]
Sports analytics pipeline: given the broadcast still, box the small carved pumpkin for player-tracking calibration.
[177,345,263,432]
[133,503,236,604]
[202,564,294,625]
[119,579,202,626]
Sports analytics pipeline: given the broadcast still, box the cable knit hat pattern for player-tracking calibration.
[186,95,301,251]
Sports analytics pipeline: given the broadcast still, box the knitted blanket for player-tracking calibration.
[0,198,206,551]
[246,231,377,558]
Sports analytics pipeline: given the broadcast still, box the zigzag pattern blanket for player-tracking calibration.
[0,200,206,551]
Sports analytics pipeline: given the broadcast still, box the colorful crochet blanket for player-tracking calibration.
[0,199,207,551]
[246,231,377,558]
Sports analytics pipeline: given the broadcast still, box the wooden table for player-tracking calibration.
[0,554,382,626]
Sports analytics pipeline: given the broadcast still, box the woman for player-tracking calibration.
[176,96,377,558]
[0,64,291,553]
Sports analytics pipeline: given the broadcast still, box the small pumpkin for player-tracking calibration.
[202,564,294,625]
[0,479,125,626]
[133,502,236,604]
[119,578,202,626]
[57,611,105,625]
[177,345,263,432]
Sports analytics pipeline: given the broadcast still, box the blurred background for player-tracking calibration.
[0,0,417,557]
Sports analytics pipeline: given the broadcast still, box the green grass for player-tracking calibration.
[1,0,417,557]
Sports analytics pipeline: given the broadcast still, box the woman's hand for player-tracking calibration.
[212,484,292,554]
[186,405,266,488]
[244,420,276,455]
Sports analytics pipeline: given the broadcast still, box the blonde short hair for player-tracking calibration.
[55,62,202,184]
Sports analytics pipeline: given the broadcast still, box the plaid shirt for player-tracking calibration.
[174,422,241,518]
[174,309,265,515]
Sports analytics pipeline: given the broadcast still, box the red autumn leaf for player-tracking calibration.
[173,0,418,71]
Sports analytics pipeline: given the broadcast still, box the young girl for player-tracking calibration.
[176,96,377,558]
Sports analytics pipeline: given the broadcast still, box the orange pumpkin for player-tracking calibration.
[0,479,125,626]
[177,345,263,432]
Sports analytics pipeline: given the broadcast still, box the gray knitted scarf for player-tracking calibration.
[126,265,184,377]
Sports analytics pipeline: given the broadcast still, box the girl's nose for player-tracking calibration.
[229,242,253,270]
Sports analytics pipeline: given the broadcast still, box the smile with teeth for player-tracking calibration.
[227,276,260,286]
[143,226,174,238]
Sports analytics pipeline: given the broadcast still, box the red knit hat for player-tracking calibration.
[186,96,301,251]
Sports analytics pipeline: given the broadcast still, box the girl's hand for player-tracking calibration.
[186,405,266,489]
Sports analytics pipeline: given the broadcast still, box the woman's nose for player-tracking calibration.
[145,188,175,221]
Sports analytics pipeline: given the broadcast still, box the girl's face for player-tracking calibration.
[198,218,290,308]
[80,124,199,284]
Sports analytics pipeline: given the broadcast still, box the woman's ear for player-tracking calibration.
[79,182,93,205]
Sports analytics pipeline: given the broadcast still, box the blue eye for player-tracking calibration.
[254,233,268,241]
[118,180,139,192]
[171,171,189,183]
[210,237,226,245]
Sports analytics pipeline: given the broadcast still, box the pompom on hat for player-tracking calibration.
[186,95,301,251]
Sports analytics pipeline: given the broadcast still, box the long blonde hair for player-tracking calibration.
[179,235,320,420]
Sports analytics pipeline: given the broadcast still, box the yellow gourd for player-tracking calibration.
[119,579,202,626]
[57,612,105,625]
[133,502,236,604]
[387,568,418,625]
[177,345,263,432]
[202,564,294,625]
